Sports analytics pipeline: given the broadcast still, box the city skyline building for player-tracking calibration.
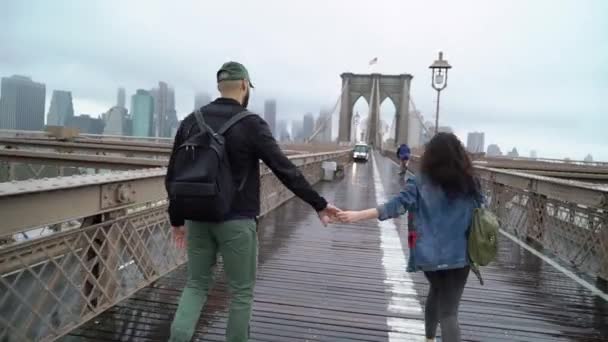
[0,75,46,130]
[351,111,361,142]
[65,114,105,134]
[117,87,126,108]
[150,81,177,137]
[487,144,502,157]
[103,106,129,136]
[131,89,154,137]
[379,119,389,143]
[277,119,289,141]
[194,92,211,110]
[291,119,303,142]
[584,154,593,162]
[466,132,485,153]
[302,112,314,140]
[264,99,277,136]
[507,147,519,157]
[46,90,74,126]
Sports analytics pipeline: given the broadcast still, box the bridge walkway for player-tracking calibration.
[63,153,607,341]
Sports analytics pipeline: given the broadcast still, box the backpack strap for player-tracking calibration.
[218,110,256,191]
[218,110,255,135]
[470,262,484,286]
[473,177,484,209]
[194,109,216,136]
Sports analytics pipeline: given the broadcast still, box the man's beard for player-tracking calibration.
[242,89,250,108]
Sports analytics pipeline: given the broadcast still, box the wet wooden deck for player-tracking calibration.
[63,153,607,341]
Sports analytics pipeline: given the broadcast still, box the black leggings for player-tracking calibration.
[424,267,470,341]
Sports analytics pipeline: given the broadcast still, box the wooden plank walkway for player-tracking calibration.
[63,153,608,341]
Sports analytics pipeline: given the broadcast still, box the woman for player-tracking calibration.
[337,133,482,342]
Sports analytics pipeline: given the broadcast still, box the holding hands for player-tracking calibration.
[318,204,341,226]
[319,204,379,225]
[336,210,366,223]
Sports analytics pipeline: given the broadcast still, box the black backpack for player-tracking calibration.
[167,109,254,222]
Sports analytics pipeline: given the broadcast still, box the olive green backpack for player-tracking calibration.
[468,193,499,285]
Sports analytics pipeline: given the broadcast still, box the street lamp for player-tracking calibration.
[429,51,452,135]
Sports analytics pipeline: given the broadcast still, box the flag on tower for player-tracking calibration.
[369,57,378,65]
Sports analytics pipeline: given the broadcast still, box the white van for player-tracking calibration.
[352,144,370,162]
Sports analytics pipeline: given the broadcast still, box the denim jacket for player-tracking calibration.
[377,176,482,272]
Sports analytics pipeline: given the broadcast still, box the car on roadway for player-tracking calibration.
[352,144,370,162]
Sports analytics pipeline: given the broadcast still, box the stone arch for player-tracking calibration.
[351,95,369,142]
[380,97,397,142]
[338,73,413,147]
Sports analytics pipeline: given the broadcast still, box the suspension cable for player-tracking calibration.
[306,81,348,142]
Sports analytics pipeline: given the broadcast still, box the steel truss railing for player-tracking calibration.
[0,150,351,342]
[384,149,608,284]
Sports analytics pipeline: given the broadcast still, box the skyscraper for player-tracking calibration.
[150,82,178,137]
[487,144,502,157]
[0,75,46,130]
[131,89,154,137]
[302,112,314,140]
[117,87,126,108]
[466,132,485,153]
[103,106,128,135]
[264,99,277,136]
[47,90,74,126]
[291,120,303,142]
[507,147,519,157]
[194,92,211,110]
[277,120,289,141]
[65,114,105,134]
[584,154,593,162]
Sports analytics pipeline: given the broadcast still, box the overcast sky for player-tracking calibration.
[1,0,606,160]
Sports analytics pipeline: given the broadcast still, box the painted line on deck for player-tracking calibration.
[371,153,425,339]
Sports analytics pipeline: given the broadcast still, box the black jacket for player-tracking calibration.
[166,98,328,226]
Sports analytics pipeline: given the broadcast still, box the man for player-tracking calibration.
[165,61,339,342]
[397,143,410,175]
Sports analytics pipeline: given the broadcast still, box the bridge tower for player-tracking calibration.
[338,73,413,147]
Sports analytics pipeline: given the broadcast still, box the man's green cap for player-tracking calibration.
[216,61,254,88]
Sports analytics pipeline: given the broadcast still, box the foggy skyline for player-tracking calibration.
[1,0,606,160]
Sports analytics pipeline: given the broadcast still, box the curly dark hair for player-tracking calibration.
[420,132,477,197]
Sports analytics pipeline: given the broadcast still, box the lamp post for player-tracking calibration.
[429,51,452,135]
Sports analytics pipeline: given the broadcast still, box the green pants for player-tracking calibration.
[170,219,258,342]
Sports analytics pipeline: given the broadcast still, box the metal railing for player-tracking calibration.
[476,167,607,282]
[383,149,608,283]
[488,155,608,167]
[0,149,351,342]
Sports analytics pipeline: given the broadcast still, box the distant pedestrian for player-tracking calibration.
[397,143,410,174]
[337,133,483,342]
[165,61,340,342]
